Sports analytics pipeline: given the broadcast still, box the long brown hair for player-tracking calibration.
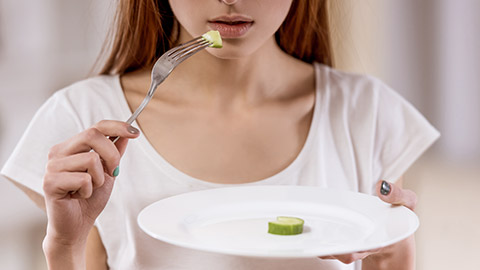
[97,0,333,75]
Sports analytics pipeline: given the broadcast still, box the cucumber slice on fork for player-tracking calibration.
[202,30,223,48]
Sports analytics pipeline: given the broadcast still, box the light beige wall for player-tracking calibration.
[329,1,480,269]
[329,0,386,78]
[0,1,112,269]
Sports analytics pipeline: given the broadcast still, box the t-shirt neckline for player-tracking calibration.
[112,63,326,187]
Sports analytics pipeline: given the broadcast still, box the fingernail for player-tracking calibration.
[127,125,139,134]
[380,180,391,195]
[113,166,120,177]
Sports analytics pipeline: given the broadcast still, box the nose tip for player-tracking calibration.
[220,0,238,5]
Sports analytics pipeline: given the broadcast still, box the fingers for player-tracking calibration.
[46,152,106,189]
[376,180,417,211]
[43,120,140,199]
[44,172,94,199]
[93,120,140,140]
[48,120,140,176]
[319,248,382,264]
[51,120,139,155]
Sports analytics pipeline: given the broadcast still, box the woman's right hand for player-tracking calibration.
[42,120,140,269]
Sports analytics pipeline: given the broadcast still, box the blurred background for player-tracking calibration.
[0,0,478,269]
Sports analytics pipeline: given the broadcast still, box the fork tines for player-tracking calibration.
[168,36,212,61]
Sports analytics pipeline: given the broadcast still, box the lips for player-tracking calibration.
[208,15,254,38]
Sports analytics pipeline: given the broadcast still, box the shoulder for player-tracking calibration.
[48,75,125,127]
[54,75,120,102]
[315,64,401,111]
[317,64,389,96]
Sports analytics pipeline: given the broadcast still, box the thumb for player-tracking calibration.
[376,180,417,211]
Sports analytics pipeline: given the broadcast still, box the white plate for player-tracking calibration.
[138,186,418,258]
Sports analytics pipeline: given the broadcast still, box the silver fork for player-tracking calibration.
[112,36,212,143]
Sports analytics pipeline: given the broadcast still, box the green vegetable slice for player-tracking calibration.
[268,216,304,235]
[202,30,223,48]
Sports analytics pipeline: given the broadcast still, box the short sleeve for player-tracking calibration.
[372,84,440,184]
[1,90,85,195]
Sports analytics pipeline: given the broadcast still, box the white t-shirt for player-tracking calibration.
[1,63,439,270]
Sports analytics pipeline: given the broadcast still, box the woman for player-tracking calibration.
[1,0,439,269]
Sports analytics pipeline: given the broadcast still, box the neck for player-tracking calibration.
[156,36,295,109]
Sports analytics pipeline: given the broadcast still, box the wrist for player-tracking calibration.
[43,235,87,270]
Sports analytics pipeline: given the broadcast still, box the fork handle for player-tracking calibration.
[127,82,159,124]
[111,82,157,144]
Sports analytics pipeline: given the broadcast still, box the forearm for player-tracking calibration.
[43,236,86,270]
[362,236,415,270]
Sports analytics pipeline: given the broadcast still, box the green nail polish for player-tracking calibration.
[113,166,120,177]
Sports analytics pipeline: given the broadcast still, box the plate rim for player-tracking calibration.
[137,185,419,258]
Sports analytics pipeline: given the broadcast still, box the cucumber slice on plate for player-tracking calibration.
[202,30,223,48]
[268,216,304,235]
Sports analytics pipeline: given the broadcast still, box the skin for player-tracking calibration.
[169,0,293,59]
[42,121,140,270]
[124,0,314,184]
[11,0,417,269]
[321,177,418,269]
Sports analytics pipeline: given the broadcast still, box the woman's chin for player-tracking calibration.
[205,45,259,60]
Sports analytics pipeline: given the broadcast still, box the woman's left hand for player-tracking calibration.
[319,178,417,266]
